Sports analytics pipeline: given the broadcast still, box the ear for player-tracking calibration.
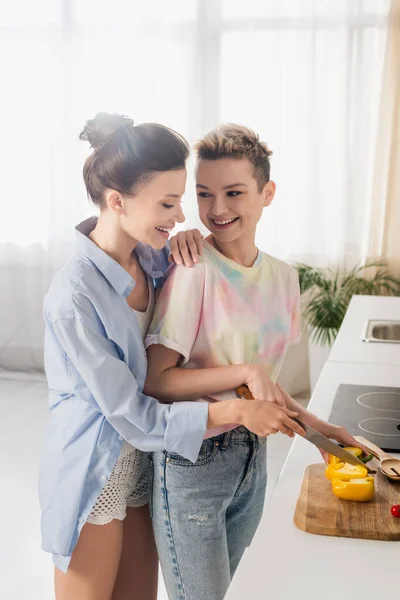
[262,181,276,208]
[104,189,125,215]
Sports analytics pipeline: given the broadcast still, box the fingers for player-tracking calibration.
[266,389,285,406]
[169,237,181,265]
[177,233,194,267]
[328,426,371,457]
[169,231,202,267]
[359,444,372,457]
[187,237,200,264]
[280,406,299,418]
[344,436,370,457]
[241,399,305,438]
[318,448,330,463]
[179,229,203,265]
[283,415,306,437]
[268,405,305,437]
[193,229,204,256]
[279,424,295,438]
[275,390,285,406]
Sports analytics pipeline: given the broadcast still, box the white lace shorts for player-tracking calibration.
[87,442,150,526]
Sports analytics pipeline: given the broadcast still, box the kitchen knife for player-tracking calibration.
[294,417,375,473]
[235,385,374,472]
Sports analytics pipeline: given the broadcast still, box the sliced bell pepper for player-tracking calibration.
[328,447,373,466]
[343,447,363,458]
[325,461,368,481]
[331,477,375,502]
[328,447,362,465]
[343,446,374,463]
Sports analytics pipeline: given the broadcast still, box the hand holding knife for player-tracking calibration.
[236,385,374,471]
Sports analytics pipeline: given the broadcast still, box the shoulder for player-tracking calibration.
[165,259,207,284]
[44,253,106,323]
[156,262,207,306]
[260,252,298,285]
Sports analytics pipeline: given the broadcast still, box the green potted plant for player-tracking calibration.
[296,259,400,389]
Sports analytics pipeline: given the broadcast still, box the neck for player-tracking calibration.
[89,213,138,268]
[207,233,258,268]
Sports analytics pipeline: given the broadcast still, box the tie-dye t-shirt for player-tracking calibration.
[145,240,301,438]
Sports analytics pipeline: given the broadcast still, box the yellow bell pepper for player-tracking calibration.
[343,447,363,458]
[328,447,363,465]
[331,477,375,502]
[325,461,368,481]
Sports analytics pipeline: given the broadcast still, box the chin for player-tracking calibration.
[214,233,241,244]
[203,217,243,243]
[151,232,169,250]
[209,228,242,243]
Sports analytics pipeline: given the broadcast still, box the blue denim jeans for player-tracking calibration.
[150,427,267,600]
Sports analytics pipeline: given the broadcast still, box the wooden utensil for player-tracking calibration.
[355,436,400,481]
[294,464,400,540]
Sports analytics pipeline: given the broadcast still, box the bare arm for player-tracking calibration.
[144,344,250,403]
[145,349,306,439]
[276,384,370,457]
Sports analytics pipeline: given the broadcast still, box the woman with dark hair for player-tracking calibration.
[38,113,299,600]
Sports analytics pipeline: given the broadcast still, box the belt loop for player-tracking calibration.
[221,430,232,450]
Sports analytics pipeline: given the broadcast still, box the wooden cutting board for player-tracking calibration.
[294,463,400,541]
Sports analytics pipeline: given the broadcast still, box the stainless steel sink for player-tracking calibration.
[363,320,400,344]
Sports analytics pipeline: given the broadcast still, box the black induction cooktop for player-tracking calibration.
[329,384,400,452]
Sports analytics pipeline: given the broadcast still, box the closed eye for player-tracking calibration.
[163,203,174,209]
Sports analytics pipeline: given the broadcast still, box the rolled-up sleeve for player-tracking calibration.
[145,263,206,363]
[53,316,207,462]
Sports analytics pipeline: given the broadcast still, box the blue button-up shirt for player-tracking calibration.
[39,218,208,573]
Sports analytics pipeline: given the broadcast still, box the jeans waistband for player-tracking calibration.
[211,426,258,448]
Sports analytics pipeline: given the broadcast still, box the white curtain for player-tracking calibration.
[0,0,391,371]
[368,0,400,278]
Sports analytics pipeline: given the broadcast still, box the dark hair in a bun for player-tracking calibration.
[79,112,189,206]
[79,112,134,151]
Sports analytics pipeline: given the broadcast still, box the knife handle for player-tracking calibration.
[236,385,254,400]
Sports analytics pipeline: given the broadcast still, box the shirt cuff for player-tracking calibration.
[165,401,208,463]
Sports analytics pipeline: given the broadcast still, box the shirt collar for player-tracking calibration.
[75,217,163,297]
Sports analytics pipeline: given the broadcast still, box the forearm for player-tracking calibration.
[283,394,319,426]
[145,363,249,403]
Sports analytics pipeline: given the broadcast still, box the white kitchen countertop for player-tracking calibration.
[225,360,400,600]
[329,295,400,365]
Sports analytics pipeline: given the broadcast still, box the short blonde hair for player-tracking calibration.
[194,124,273,191]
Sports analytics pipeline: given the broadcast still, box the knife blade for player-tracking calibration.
[234,385,374,472]
[294,418,375,473]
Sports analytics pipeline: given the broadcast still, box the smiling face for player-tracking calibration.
[195,157,276,244]
[105,168,186,250]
